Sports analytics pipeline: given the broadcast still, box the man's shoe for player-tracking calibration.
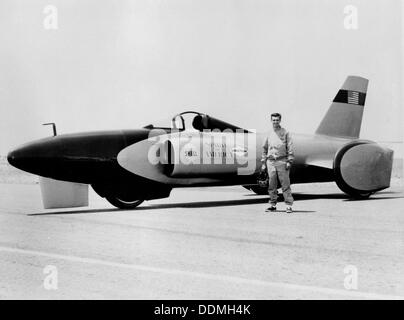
[286,206,293,213]
[265,206,277,212]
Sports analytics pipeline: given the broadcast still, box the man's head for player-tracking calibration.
[270,113,282,129]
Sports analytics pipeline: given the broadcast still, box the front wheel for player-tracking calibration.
[105,196,144,209]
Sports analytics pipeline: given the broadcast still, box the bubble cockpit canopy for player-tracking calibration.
[143,111,250,133]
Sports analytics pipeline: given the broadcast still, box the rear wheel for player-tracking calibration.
[347,190,373,200]
[334,177,374,199]
[105,196,144,209]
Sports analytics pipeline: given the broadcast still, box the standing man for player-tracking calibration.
[261,113,294,213]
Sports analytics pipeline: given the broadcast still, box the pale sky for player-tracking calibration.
[0,0,402,155]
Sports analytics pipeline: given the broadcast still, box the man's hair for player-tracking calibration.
[271,113,282,119]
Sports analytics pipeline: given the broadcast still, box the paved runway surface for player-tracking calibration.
[0,181,403,299]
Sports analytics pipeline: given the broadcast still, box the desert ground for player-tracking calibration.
[0,156,403,299]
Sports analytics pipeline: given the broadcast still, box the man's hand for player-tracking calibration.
[261,164,266,171]
[285,162,292,170]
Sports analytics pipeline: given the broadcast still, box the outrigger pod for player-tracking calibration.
[40,177,88,209]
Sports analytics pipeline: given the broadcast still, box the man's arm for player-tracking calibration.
[261,136,268,168]
[286,131,294,165]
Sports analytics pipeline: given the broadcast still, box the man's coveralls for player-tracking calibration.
[261,127,294,206]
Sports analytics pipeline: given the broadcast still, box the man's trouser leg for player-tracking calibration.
[266,161,278,206]
[277,163,294,206]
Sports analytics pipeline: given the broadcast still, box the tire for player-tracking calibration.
[334,177,374,199]
[348,191,373,200]
[105,196,144,209]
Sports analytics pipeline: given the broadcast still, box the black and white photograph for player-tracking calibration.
[0,0,403,302]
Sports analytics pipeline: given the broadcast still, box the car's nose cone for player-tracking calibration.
[7,150,18,167]
[7,138,61,176]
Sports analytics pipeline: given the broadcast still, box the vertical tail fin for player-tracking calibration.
[315,76,369,138]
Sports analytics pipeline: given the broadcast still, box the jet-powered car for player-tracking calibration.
[7,76,394,209]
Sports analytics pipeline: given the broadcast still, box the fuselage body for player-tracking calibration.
[7,129,355,188]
